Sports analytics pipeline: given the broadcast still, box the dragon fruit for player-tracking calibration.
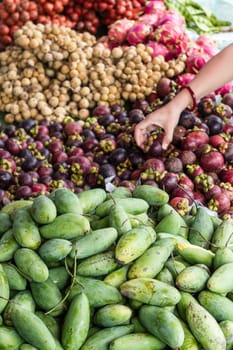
[186,54,210,74]
[137,13,160,27]
[151,22,188,58]
[153,22,185,47]
[215,82,233,96]
[143,0,166,14]
[108,18,135,44]
[168,39,189,59]
[126,23,153,45]
[196,35,219,57]
[175,73,196,86]
[146,41,169,59]
[158,10,185,28]
[186,41,203,57]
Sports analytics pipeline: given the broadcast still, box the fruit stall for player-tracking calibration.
[1,0,233,349]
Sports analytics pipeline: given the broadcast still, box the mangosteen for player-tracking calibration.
[178,109,195,129]
[204,114,223,135]
[165,157,183,173]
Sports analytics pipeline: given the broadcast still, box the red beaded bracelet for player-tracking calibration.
[180,85,197,111]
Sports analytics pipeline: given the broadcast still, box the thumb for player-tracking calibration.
[162,128,173,150]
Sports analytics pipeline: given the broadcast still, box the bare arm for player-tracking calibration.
[134,43,233,150]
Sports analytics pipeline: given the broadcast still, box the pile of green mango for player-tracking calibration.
[0,184,233,350]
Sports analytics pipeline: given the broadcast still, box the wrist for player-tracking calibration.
[170,86,196,112]
[179,86,197,111]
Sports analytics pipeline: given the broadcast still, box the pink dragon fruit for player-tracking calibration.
[158,10,185,28]
[146,41,169,58]
[153,22,185,47]
[126,23,153,45]
[151,22,188,58]
[186,54,210,74]
[196,35,219,57]
[137,13,160,28]
[175,73,196,86]
[215,82,233,96]
[143,0,166,14]
[185,41,203,58]
[108,18,135,44]
[168,38,189,59]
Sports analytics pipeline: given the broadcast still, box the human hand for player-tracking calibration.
[134,105,180,150]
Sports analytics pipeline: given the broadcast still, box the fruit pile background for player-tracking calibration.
[1,1,233,350]
[0,0,233,218]
[1,185,233,350]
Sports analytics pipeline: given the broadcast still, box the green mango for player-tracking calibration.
[186,302,226,350]
[115,226,156,265]
[139,305,184,348]
[109,333,166,350]
[198,290,233,322]
[120,278,181,307]
[188,206,214,248]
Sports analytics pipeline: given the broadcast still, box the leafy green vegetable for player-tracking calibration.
[165,0,231,34]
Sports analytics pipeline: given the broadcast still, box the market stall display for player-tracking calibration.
[0,186,233,350]
[0,0,233,349]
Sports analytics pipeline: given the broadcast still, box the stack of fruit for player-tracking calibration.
[1,185,233,349]
[0,1,233,349]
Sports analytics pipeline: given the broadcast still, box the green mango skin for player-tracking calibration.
[61,293,90,350]
[78,188,107,214]
[207,262,233,294]
[186,302,226,350]
[81,325,134,350]
[30,195,57,224]
[94,304,132,327]
[175,242,214,267]
[14,248,49,283]
[180,320,199,350]
[38,238,72,263]
[3,290,36,327]
[109,203,132,236]
[109,333,166,350]
[48,266,70,290]
[11,305,56,350]
[115,226,156,265]
[2,263,27,291]
[0,229,19,262]
[0,326,23,350]
[213,247,233,270]
[0,264,10,314]
[175,264,210,293]
[30,277,64,317]
[177,291,199,323]
[0,212,12,236]
[69,276,123,308]
[139,305,184,348]
[188,206,214,249]
[120,278,181,307]
[133,185,169,206]
[198,290,233,322]
[12,209,41,249]
[211,218,233,252]
[70,227,118,259]
[49,188,82,215]
[96,198,149,218]
[77,251,119,278]
[39,213,90,240]
[128,239,174,279]
[220,320,233,350]
[104,265,130,288]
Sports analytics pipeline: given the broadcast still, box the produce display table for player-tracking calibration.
[1,0,233,349]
